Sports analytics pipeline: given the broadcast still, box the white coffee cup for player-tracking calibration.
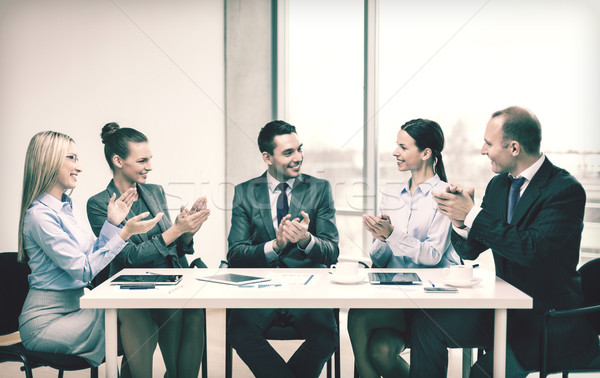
[330,262,359,278]
[442,265,473,283]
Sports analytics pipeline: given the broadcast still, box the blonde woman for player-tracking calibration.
[17,131,161,366]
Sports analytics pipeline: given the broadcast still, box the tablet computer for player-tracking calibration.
[110,274,183,286]
[368,272,422,285]
[196,273,269,286]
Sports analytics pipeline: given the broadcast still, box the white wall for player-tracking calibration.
[0,0,226,267]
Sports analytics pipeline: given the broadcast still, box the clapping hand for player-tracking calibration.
[363,214,393,241]
[282,211,311,248]
[120,212,163,240]
[106,188,138,226]
[432,183,475,228]
[176,197,211,245]
[274,214,292,252]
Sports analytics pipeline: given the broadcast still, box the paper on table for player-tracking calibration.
[266,272,316,285]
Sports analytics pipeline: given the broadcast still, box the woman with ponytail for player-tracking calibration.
[348,119,461,378]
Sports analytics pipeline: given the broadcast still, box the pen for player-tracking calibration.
[146,271,161,275]
[169,284,184,294]
[428,280,436,287]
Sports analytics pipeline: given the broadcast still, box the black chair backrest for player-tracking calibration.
[0,252,31,336]
[578,257,600,333]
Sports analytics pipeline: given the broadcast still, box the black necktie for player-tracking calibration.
[507,177,526,224]
[276,183,289,226]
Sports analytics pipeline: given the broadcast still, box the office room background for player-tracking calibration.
[1,0,599,271]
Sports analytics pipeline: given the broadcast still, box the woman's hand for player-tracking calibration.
[179,197,211,245]
[363,214,394,241]
[119,212,164,241]
[189,196,208,212]
[106,188,138,226]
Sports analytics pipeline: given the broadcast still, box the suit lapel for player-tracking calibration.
[289,174,308,219]
[510,158,551,224]
[136,184,169,233]
[254,174,276,240]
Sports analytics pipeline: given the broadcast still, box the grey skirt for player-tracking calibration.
[18,288,105,366]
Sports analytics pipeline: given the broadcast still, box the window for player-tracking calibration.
[282,0,600,261]
[286,0,366,257]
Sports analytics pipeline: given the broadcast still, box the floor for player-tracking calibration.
[0,309,595,377]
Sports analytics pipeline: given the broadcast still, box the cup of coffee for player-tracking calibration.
[330,262,359,278]
[442,265,473,284]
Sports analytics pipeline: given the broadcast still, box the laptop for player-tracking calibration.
[368,272,422,285]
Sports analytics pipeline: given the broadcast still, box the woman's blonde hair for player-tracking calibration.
[18,131,74,262]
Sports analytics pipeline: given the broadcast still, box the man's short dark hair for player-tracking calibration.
[258,120,297,154]
[491,106,542,155]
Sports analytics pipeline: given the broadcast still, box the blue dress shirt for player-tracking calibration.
[370,175,461,268]
[23,192,126,290]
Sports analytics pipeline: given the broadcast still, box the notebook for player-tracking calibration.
[368,272,422,285]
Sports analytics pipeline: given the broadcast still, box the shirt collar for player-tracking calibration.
[37,192,73,212]
[266,172,295,194]
[510,154,546,182]
[401,174,442,195]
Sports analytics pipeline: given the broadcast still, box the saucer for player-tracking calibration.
[329,272,367,285]
[442,277,482,287]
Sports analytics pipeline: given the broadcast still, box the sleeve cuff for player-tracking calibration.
[297,234,315,254]
[384,226,400,244]
[464,206,482,228]
[452,225,469,239]
[100,220,122,240]
[264,240,279,264]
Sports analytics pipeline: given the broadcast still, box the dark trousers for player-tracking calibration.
[409,309,530,378]
[227,308,338,378]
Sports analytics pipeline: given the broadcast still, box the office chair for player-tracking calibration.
[540,257,600,378]
[0,252,99,378]
[218,261,341,378]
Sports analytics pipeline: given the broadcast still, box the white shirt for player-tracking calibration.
[370,175,461,268]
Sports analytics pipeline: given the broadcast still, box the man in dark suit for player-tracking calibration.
[410,106,599,377]
[227,120,339,378]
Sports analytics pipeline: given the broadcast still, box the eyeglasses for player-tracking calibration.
[66,154,79,163]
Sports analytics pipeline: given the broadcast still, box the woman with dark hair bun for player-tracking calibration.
[87,122,210,378]
[348,119,461,378]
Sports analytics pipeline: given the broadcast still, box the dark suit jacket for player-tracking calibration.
[227,172,339,268]
[452,158,598,370]
[87,180,192,277]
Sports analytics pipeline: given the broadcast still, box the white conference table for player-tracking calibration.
[80,267,532,378]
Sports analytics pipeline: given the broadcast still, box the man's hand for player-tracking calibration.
[363,214,393,241]
[274,214,292,252]
[282,211,311,249]
[433,183,475,227]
